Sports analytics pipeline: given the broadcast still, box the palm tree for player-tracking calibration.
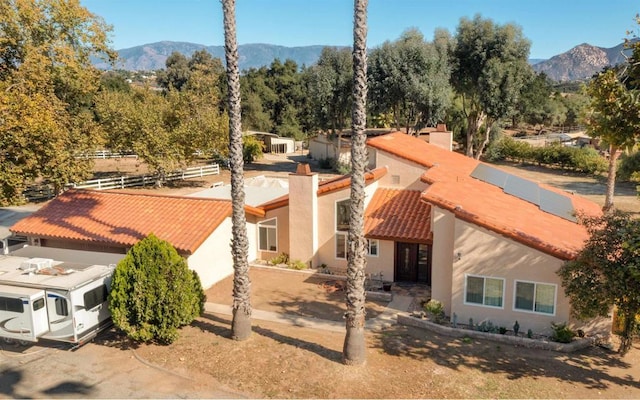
[343,0,369,365]
[221,0,251,340]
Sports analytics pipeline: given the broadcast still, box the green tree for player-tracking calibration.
[222,0,252,341]
[156,52,190,91]
[585,69,640,211]
[451,15,531,158]
[305,47,353,134]
[558,211,640,355]
[0,0,116,205]
[368,29,451,134]
[343,0,368,366]
[239,66,276,131]
[109,234,205,344]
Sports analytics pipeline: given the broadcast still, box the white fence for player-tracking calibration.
[84,150,139,159]
[66,164,220,190]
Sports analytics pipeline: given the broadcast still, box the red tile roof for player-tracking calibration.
[258,166,388,211]
[364,189,432,243]
[368,132,601,260]
[10,190,260,255]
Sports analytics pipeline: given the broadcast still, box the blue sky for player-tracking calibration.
[81,0,639,60]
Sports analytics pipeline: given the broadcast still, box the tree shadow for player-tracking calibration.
[372,325,640,391]
[42,381,94,396]
[0,368,24,398]
[198,313,342,363]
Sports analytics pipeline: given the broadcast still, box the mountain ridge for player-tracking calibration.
[100,41,632,82]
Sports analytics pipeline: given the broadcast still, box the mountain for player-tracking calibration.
[532,42,632,82]
[101,40,632,82]
[97,41,336,71]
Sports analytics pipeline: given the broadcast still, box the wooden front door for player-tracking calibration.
[395,242,431,284]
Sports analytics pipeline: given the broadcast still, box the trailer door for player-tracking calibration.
[0,285,46,342]
[70,279,110,341]
[44,290,74,342]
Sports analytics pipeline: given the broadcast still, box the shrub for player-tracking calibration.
[318,157,333,169]
[423,300,445,324]
[270,252,289,265]
[618,151,640,181]
[109,234,205,344]
[289,259,307,270]
[550,322,575,343]
[242,135,263,163]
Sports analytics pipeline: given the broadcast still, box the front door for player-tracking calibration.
[395,242,431,284]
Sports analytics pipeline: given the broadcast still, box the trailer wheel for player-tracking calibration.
[3,337,15,344]
[18,340,29,346]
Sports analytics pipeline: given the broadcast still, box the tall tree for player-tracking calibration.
[343,0,368,366]
[368,29,451,134]
[451,15,531,159]
[558,210,640,355]
[0,0,116,205]
[585,69,640,212]
[221,0,252,341]
[305,47,353,134]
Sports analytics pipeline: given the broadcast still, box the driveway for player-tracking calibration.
[0,334,245,399]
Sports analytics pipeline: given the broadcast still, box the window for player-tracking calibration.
[514,281,556,315]
[54,298,69,316]
[366,239,379,257]
[258,218,277,252]
[0,296,24,313]
[83,285,108,310]
[336,233,347,259]
[465,275,504,308]
[336,199,350,231]
[33,298,45,311]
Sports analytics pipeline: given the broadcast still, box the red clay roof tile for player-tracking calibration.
[368,132,601,260]
[364,188,432,243]
[10,190,239,255]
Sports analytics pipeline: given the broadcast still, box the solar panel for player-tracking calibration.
[539,188,577,222]
[470,164,509,188]
[504,175,540,206]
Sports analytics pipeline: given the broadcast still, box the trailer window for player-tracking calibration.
[55,298,69,316]
[83,285,108,310]
[33,298,45,311]
[0,296,24,313]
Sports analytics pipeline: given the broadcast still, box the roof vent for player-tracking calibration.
[19,258,53,272]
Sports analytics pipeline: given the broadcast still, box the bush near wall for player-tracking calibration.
[486,136,607,174]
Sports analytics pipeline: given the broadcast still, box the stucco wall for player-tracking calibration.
[188,217,234,289]
[289,172,318,267]
[372,151,428,191]
[254,206,290,262]
[363,239,395,281]
[315,180,379,272]
[430,208,455,315]
[448,219,574,336]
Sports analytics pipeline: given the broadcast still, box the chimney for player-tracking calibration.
[288,163,318,266]
[430,124,453,151]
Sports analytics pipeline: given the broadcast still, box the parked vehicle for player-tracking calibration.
[0,256,114,345]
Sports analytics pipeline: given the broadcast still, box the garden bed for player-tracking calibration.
[397,313,607,353]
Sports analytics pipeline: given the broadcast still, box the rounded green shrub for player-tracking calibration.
[109,233,205,344]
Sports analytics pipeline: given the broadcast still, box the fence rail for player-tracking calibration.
[23,164,220,201]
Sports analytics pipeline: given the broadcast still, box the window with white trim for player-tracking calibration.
[366,239,379,257]
[258,218,277,252]
[465,275,504,308]
[514,281,556,315]
[336,232,347,259]
[336,199,350,231]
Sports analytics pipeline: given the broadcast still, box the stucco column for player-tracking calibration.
[288,163,318,267]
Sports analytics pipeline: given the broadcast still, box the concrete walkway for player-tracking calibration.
[204,294,414,332]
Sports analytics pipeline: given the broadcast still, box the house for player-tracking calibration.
[10,190,265,289]
[10,131,606,335]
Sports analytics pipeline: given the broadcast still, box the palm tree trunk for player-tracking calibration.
[221,0,251,341]
[343,0,368,366]
[603,144,620,213]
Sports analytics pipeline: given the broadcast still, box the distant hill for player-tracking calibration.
[532,42,632,82]
[96,41,338,71]
[98,40,633,82]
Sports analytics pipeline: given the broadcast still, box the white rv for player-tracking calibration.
[0,255,114,345]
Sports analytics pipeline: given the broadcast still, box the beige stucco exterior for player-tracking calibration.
[288,171,318,267]
[187,217,235,290]
[431,213,576,336]
[363,239,395,282]
[254,206,290,262]
[369,149,428,191]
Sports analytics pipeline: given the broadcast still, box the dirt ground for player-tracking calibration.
[126,267,640,399]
